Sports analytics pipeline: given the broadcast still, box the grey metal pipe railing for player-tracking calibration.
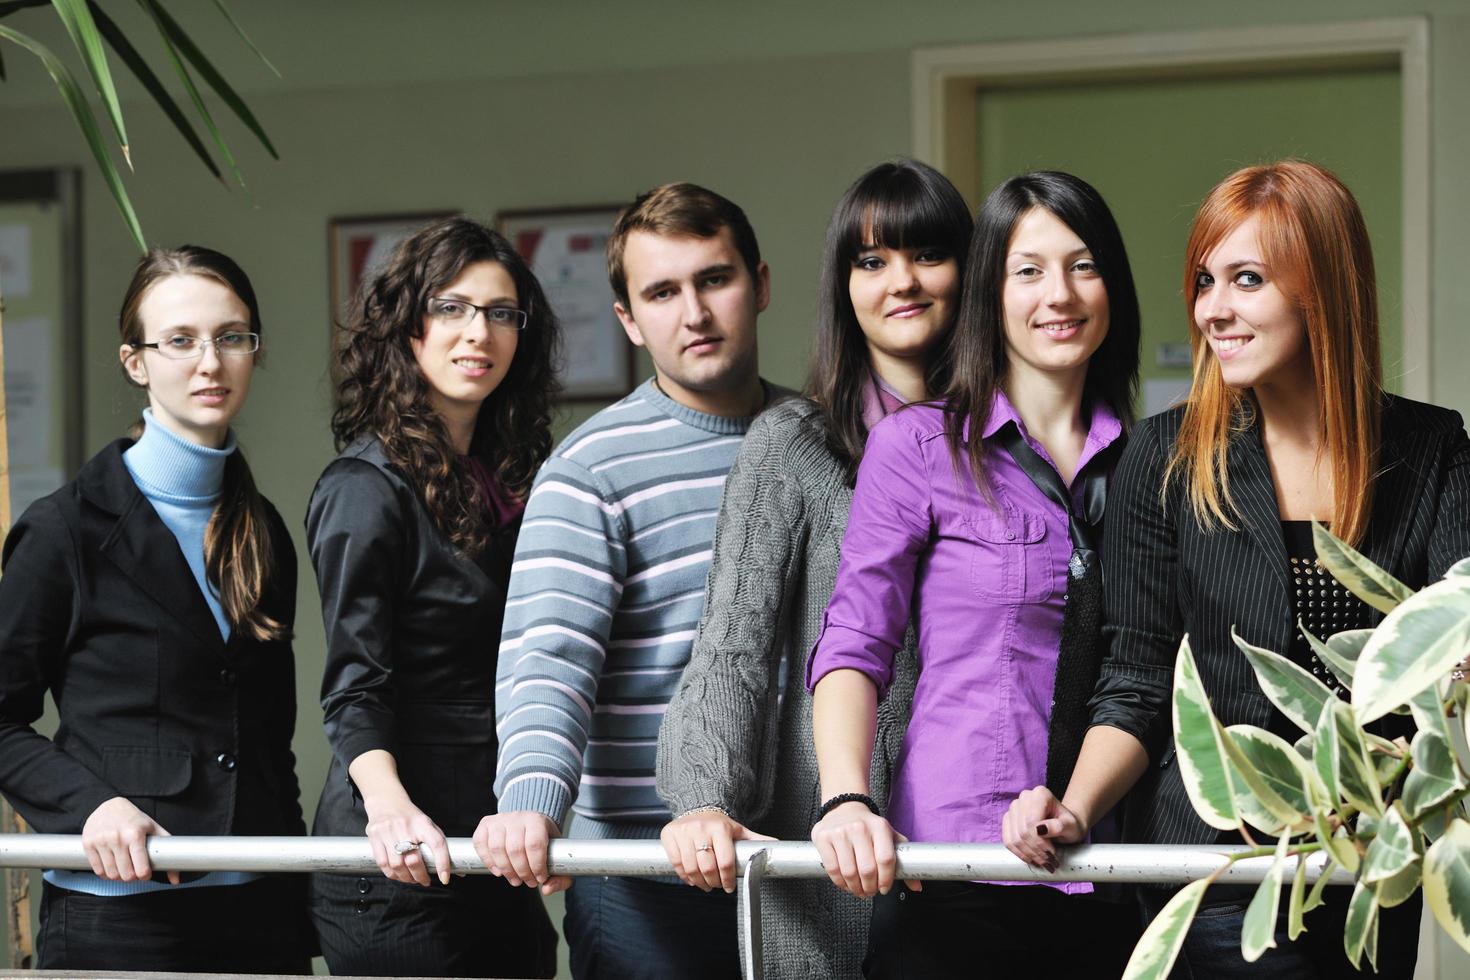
[0,837,1355,980]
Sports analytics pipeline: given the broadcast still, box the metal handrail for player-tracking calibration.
[0,836,1355,979]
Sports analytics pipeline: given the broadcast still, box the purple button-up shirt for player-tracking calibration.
[807,393,1122,893]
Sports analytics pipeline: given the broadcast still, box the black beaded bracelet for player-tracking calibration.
[818,792,881,819]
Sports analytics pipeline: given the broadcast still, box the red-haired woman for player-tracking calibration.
[1003,160,1470,977]
[0,247,310,972]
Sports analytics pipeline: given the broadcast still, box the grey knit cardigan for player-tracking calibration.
[656,398,918,979]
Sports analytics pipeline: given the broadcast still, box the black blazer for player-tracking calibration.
[1090,395,1470,846]
[0,440,305,838]
[308,436,518,838]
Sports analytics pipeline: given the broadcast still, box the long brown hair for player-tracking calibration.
[331,217,561,556]
[808,159,973,484]
[118,246,287,642]
[1167,160,1382,545]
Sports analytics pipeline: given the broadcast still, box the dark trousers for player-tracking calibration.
[864,881,1140,979]
[564,874,741,980]
[1140,888,1421,979]
[310,870,557,978]
[36,875,312,974]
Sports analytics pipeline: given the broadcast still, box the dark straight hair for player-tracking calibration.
[809,159,974,483]
[118,246,287,642]
[943,171,1141,484]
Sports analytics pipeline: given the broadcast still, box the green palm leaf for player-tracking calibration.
[0,24,144,250]
[87,1,220,181]
[49,0,129,165]
[212,0,278,77]
[142,0,278,159]
[134,0,246,189]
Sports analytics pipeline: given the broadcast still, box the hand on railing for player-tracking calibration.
[473,811,571,896]
[1001,786,1087,873]
[661,807,775,894]
[810,801,918,898]
[361,793,451,886]
[81,797,180,885]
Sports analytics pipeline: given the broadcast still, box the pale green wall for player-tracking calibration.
[978,68,1403,400]
[3,1,1470,973]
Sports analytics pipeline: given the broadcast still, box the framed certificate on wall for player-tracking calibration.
[498,206,635,402]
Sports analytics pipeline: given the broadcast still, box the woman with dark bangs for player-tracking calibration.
[308,217,560,977]
[0,247,310,973]
[808,171,1142,977]
[1004,160,1470,977]
[655,159,970,977]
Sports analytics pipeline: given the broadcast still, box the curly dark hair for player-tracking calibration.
[331,217,561,555]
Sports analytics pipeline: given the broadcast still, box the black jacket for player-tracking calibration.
[1091,395,1470,846]
[0,440,305,837]
[309,436,518,837]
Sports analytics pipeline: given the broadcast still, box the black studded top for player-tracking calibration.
[1282,520,1368,700]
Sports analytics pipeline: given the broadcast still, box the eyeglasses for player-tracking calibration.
[427,297,528,331]
[136,332,260,359]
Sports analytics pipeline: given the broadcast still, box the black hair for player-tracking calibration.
[943,170,1141,483]
[809,159,974,483]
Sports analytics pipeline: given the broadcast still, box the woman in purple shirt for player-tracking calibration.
[807,171,1142,978]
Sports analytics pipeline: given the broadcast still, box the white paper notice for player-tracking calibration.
[1143,378,1192,417]
[2,315,53,468]
[0,224,32,299]
[523,227,622,393]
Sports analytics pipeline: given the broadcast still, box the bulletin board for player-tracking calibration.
[0,169,83,525]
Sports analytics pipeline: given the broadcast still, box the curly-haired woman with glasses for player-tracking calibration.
[308,217,560,977]
[0,246,312,973]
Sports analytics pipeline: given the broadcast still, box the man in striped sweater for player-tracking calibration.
[479,182,790,978]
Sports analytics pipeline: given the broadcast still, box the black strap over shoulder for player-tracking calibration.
[993,423,1126,796]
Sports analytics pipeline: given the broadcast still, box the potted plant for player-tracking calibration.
[1127,522,1470,979]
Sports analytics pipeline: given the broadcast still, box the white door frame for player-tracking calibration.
[912,17,1431,400]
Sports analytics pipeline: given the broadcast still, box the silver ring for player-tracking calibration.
[393,839,419,855]
[695,842,713,853]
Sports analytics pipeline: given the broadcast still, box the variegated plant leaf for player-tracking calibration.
[1328,700,1383,817]
[1233,628,1333,734]
[1343,879,1380,969]
[1354,576,1470,723]
[1288,850,1309,940]
[1313,701,1341,805]
[1444,557,1470,579]
[1404,730,1467,818]
[1303,855,1338,913]
[1224,725,1314,832]
[1122,878,1211,980]
[1300,624,1369,693]
[1374,861,1423,909]
[1312,521,1413,614]
[1173,637,1240,831]
[1242,834,1290,960]
[1424,818,1470,954]
[1410,682,1454,753]
[1313,806,1360,874]
[1362,802,1420,885]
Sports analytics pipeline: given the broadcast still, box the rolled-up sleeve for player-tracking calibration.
[308,459,406,770]
[806,417,932,697]
[1089,417,1180,761]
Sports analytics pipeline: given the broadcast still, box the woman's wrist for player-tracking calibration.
[819,792,881,819]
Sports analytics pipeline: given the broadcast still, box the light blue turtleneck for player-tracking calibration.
[122,408,235,641]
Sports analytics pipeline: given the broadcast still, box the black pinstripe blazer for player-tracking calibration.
[1089,394,1470,846]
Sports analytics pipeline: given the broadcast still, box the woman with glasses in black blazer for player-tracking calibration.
[0,246,311,973]
[1004,160,1470,978]
[308,217,560,978]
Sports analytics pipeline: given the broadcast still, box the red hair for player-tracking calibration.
[1166,160,1382,545]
